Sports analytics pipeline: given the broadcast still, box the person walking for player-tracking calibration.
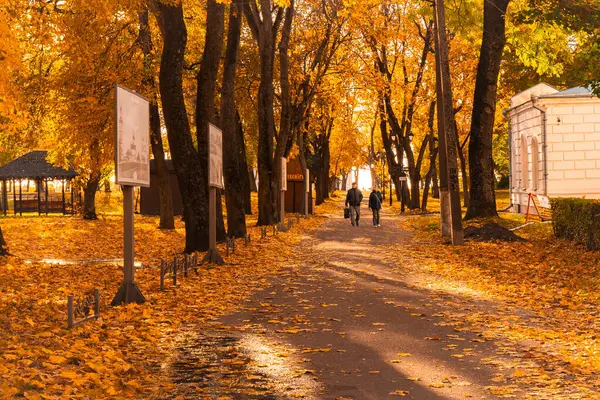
[345,182,363,226]
[369,187,383,227]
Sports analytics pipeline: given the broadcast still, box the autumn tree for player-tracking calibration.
[221,0,249,237]
[465,0,511,219]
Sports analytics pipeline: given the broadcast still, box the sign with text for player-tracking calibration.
[115,85,150,187]
[281,157,287,191]
[209,123,224,189]
[537,195,551,209]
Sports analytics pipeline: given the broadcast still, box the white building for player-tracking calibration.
[505,83,600,213]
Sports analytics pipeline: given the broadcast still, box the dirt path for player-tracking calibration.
[169,206,535,399]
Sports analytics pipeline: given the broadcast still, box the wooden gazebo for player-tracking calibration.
[0,151,78,216]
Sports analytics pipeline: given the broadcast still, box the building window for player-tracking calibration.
[531,137,539,191]
[521,135,528,190]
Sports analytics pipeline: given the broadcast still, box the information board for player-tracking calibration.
[115,85,150,187]
[209,123,224,189]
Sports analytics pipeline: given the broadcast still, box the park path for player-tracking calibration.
[169,204,527,399]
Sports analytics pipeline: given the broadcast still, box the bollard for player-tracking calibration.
[184,255,189,277]
[226,238,230,257]
[288,218,292,230]
[173,256,177,286]
[94,288,100,317]
[67,295,74,329]
[160,259,165,291]
[261,227,266,239]
[273,225,277,236]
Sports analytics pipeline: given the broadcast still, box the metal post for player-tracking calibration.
[37,179,41,215]
[18,180,22,216]
[279,190,287,232]
[111,186,146,305]
[2,180,5,216]
[184,255,188,277]
[94,288,100,317]
[62,180,66,215]
[70,184,74,214]
[400,179,405,213]
[67,295,74,329]
[201,187,224,265]
[12,179,16,216]
[45,179,49,215]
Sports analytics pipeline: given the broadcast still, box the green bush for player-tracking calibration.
[551,198,600,250]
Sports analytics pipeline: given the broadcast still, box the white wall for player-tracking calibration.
[509,101,545,211]
[543,98,600,198]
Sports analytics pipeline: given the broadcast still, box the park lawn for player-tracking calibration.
[0,193,329,399]
[398,213,600,386]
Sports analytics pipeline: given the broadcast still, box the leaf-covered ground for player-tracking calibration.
[2,191,600,399]
[0,193,329,399]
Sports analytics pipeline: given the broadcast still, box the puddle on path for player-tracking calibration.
[167,327,319,399]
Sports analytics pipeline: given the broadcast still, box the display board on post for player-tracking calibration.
[304,168,309,218]
[112,84,149,306]
[279,157,287,232]
[202,123,224,265]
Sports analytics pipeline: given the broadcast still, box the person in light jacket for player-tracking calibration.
[345,182,363,226]
[369,187,383,227]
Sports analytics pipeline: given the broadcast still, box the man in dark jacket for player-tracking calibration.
[345,182,363,226]
[369,187,383,227]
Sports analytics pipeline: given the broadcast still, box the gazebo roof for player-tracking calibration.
[0,151,78,180]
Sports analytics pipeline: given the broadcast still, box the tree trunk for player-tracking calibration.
[153,0,213,252]
[465,0,510,219]
[139,10,175,230]
[83,174,100,220]
[422,146,439,211]
[243,2,284,226]
[236,111,252,215]
[196,0,226,240]
[341,171,348,191]
[458,147,469,208]
[221,0,247,238]
[0,226,7,256]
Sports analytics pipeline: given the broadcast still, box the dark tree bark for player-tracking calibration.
[465,0,510,219]
[243,1,286,226]
[139,10,175,230]
[422,101,438,211]
[221,0,247,238]
[0,226,7,256]
[236,111,252,215]
[153,0,213,252]
[83,173,100,220]
[196,0,226,240]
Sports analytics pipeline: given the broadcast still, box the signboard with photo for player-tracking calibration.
[209,123,224,189]
[281,157,287,191]
[115,85,150,187]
